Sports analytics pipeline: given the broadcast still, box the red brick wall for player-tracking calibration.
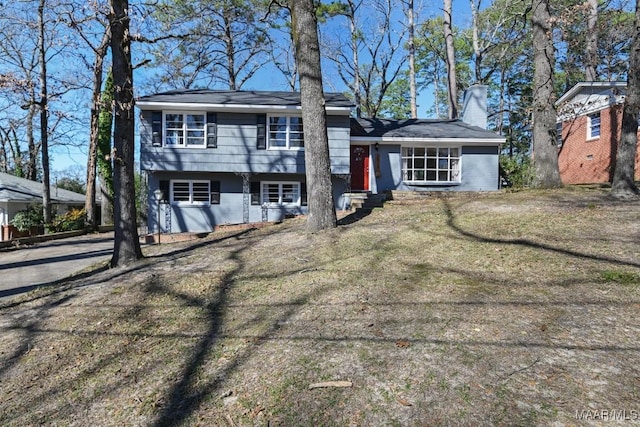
[558,105,640,184]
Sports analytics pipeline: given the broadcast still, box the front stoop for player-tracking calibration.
[345,192,388,213]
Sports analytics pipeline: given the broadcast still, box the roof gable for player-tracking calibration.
[556,82,626,121]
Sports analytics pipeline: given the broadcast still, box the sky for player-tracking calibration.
[48,0,474,176]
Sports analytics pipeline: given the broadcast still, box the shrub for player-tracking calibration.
[11,204,44,232]
[499,155,533,189]
[50,208,86,232]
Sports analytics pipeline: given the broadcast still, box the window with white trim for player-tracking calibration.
[268,115,304,149]
[261,182,301,206]
[171,180,210,205]
[164,112,206,147]
[401,146,461,183]
[587,112,601,139]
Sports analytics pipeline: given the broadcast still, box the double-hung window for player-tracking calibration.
[401,146,461,183]
[261,182,301,206]
[268,115,304,149]
[587,112,601,140]
[171,180,210,205]
[164,112,206,147]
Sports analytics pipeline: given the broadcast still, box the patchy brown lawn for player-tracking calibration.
[1,187,639,426]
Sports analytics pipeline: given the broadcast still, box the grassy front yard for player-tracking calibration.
[1,187,639,426]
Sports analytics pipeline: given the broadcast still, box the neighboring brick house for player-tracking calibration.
[556,82,640,184]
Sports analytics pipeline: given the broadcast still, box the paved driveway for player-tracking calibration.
[0,232,114,299]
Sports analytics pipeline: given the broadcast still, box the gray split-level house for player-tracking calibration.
[138,85,504,234]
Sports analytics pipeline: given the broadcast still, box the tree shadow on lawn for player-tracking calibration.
[2,214,640,425]
[441,198,640,269]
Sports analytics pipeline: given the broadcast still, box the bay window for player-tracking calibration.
[402,146,461,183]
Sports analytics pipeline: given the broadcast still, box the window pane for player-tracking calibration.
[165,130,183,146]
[186,114,204,128]
[165,114,183,128]
[263,183,280,203]
[172,182,190,202]
[192,182,210,202]
[414,147,426,157]
[589,114,601,137]
[281,184,298,204]
[427,170,436,180]
[269,116,287,147]
[186,130,204,146]
[427,147,437,157]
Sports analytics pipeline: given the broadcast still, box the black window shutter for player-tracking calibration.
[159,180,170,202]
[256,114,266,150]
[301,182,308,206]
[210,180,221,204]
[207,112,217,148]
[250,181,261,205]
[152,111,162,147]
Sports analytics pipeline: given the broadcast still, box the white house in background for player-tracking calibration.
[0,172,87,241]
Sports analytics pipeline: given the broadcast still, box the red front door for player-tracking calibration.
[350,145,370,191]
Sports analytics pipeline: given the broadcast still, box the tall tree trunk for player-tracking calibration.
[290,0,337,232]
[443,0,458,119]
[110,0,142,266]
[85,31,111,231]
[611,0,640,197]
[470,0,481,83]
[407,0,417,118]
[585,0,598,82]
[98,71,115,225]
[25,103,38,181]
[348,0,362,118]
[531,0,562,188]
[38,0,52,228]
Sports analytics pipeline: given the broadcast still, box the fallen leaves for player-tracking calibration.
[395,340,411,348]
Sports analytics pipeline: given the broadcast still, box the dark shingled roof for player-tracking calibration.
[137,89,354,109]
[351,118,503,140]
[0,172,86,203]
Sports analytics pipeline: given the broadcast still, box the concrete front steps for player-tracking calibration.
[344,192,388,213]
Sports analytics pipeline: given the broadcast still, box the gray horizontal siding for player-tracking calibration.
[372,144,500,193]
[147,171,349,232]
[140,111,350,174]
